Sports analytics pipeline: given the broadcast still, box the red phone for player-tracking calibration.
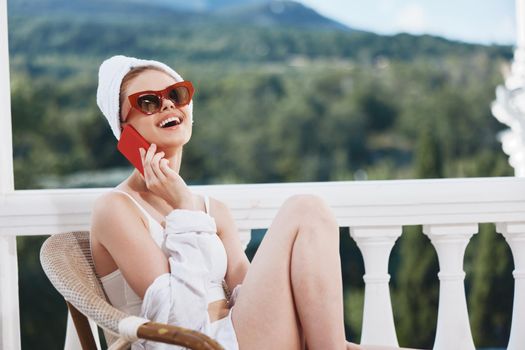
[117,125,150,176]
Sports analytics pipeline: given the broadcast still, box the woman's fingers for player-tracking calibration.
[140,144,161,185]
[144,143,157,166]
[160,159,182,181]
[139,147,145,164]
[159,158,169,171]
[139,146,188,204]
[160,158,172,173]
[139,147,147,179]
[140,144,156,172]
[159,158,178,179]
[150,151,167,181]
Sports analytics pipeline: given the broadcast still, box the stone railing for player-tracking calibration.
[1,177,525,350]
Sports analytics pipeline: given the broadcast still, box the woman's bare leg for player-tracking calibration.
[290,196,346,349]
[231,194,346,350]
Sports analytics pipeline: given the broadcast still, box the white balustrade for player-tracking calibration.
[2,179,525,350]
[496,222,525,350]
[350,226,401,347]
[423,224,478,350]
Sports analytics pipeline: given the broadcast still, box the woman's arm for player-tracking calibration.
[91,191,169,299]
[210,197,250,291]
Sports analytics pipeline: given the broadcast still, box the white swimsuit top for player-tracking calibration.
[99,190,228,316]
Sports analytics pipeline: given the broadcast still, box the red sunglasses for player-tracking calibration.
[125,81,194,119]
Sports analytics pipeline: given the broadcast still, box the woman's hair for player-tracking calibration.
[119,65,168,121]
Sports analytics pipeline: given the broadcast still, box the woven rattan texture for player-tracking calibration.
[40,231,127,347]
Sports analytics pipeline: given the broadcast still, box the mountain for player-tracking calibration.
[7,0,353,32]
[7,0,193,18]
[91,0,269,12]
[126,0,268,12]
[216,1,352,31]
[6,0,511,74]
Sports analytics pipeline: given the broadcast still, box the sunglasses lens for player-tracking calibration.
[168,86,190,106]
[137,94,161,114]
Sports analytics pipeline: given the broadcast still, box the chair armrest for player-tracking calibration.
[137,322,224,350]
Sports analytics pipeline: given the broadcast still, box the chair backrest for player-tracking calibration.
[40,231,127,347]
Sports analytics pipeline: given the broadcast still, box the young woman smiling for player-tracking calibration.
[90,55,409,350]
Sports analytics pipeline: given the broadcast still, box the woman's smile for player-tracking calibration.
[157,114,184,128]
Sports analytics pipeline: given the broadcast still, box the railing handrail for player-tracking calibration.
[2,176,525,236]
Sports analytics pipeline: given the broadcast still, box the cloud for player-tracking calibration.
[394,3,428,33]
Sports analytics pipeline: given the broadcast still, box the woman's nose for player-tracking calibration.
[161,96,176,111]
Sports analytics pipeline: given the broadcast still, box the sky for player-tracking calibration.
[296,0,517,45]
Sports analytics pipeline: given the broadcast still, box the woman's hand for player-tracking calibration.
[139,143,195,210]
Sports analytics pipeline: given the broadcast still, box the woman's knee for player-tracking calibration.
[283,194,332,216]
[282,194,338,230]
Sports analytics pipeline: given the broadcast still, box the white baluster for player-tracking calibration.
[350,226,401,346]
[423,224,477,350]
[496,222,525,350]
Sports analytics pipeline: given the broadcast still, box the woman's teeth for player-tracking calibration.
[159,116,181,128]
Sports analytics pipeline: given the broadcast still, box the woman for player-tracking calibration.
[90,55,390,350]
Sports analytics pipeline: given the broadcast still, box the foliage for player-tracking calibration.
[17,236,67,350]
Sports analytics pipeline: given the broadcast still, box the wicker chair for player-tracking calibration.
[40,231,224,350]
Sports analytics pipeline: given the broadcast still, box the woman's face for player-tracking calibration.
[120,69,192,150]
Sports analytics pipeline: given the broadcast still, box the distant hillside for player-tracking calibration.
[7,0,195,19]
[216,1,352,31]
[7,15,511,64]
[6,0,512,80]
[7,0,350,31]
[108,0,268,12]
[125,0,268,11]
[7,0,270,13]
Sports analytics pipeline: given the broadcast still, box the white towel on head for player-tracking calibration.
[96,55,193,140]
